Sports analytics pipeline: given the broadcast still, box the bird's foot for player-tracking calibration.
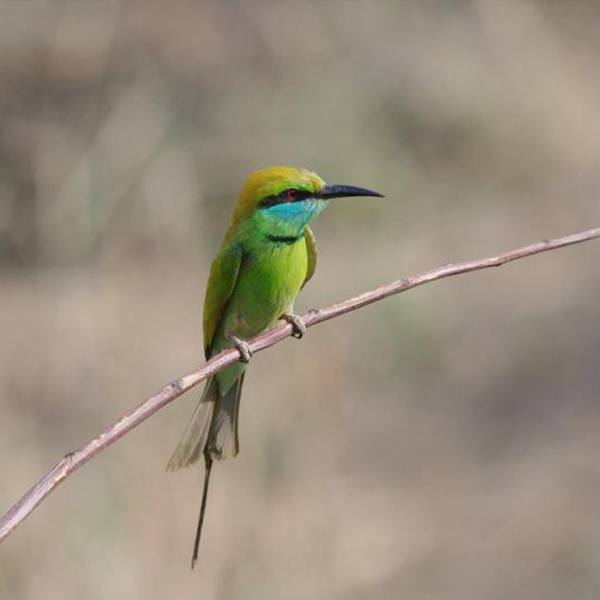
[228,334,253,363]
[282,313,307,339]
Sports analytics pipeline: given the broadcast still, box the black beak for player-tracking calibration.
[318,184,384,200]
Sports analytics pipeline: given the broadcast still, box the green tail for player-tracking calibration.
[167,372,245,568]
[167,374,244,471]
[206,373,244,460]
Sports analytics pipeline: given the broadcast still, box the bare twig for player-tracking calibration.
[1,227,599,543]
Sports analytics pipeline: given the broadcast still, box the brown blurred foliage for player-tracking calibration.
[1,1,600,599]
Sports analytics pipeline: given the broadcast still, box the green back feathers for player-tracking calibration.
[202,243,243,357]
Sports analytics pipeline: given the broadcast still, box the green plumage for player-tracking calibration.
[167,166,324,469]
[166,165,382,566]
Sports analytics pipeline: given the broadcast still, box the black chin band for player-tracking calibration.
[266,233,302,244]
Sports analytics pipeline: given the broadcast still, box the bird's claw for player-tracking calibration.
[282,313,307,339]
[228,334,252,363]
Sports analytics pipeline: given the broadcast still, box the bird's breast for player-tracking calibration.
[223,240,308,338]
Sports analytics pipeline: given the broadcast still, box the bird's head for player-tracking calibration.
[229,166,383,235]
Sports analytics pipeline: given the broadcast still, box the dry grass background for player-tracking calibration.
[1,1,600,598]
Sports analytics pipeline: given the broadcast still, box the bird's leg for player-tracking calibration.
[227,333,252,363]
[281,313,307,339]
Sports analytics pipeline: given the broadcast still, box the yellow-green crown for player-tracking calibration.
[230,166,326,227]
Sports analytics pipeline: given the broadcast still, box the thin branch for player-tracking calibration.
[1,227,599,543]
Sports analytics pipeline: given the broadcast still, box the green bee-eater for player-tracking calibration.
[167,165,382,566]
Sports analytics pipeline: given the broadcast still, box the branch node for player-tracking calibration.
[169,379,183,394]
[305,308,321,322]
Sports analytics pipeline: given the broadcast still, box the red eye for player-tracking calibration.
[285,189,297,202]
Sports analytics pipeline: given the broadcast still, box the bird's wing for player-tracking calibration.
[203,242,243,358]
[302,226,317,288]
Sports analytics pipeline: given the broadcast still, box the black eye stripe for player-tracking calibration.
[259,188,312,208]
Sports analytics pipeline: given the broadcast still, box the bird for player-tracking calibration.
[167,165,383,567]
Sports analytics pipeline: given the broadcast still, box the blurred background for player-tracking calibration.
[1,1,600,598]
